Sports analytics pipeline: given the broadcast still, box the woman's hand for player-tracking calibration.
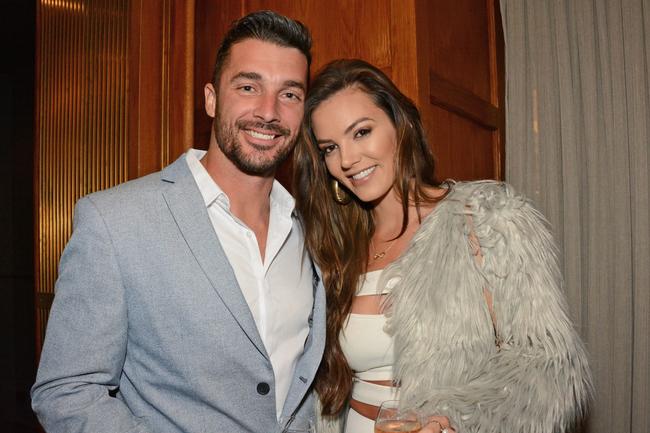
[419,415,456,433]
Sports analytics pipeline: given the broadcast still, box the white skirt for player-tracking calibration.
[344,407,375,433]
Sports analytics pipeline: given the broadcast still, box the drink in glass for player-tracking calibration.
[374,400,422,433]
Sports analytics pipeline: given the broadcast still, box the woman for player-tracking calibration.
[293,59,592,433]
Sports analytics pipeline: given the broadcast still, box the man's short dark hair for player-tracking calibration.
[212,10,312,86]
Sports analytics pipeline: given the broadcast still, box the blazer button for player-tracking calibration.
[257,382,270,395]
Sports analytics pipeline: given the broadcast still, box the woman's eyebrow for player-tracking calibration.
[344,117,372,134]
[316,117,373,145]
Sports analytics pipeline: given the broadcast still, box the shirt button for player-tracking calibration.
[256,382,270,395]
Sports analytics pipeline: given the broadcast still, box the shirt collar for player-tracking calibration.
[185,148,227,207]
[269,175,296,219]
[185,148,295,218]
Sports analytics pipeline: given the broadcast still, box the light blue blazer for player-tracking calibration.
[31,156,326,433]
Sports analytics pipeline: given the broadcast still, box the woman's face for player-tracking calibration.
[311,87,398,204]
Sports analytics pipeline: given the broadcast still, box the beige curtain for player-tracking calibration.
[499,1,649,432]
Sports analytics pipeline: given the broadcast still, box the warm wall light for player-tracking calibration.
[41,0,85,13]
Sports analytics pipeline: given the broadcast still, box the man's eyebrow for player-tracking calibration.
[230,71,262,82]
[284,80,306,92]
[230,72,306,92]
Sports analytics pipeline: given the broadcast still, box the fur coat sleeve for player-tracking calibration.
[380,181,592,433]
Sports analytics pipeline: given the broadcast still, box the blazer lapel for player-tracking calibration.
[159,156,268,359]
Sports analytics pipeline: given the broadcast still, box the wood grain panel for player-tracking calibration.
[490,0,505,179]
[429,105,496,182]
[429,70,500,130]
[245,0,391,73]
[415,0,504,181]
[390,0,420,103]
[426,0,492,102]
[128,0,164,177]
[168,0,196,159]
[128,0,197,172]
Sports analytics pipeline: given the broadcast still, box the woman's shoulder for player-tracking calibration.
[412,180,547,249]
[445,180,531,213]
[447,179,516,197]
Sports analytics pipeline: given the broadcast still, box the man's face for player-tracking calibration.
[205,38,308,176]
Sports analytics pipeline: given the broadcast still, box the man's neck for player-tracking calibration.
[200,146,274,225]
[200,146,276,261]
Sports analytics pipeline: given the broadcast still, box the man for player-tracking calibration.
[31,11,324,433]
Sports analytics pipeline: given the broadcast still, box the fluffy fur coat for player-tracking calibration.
[316,181,592,433]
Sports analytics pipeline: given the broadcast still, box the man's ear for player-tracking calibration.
[204,83,217,118]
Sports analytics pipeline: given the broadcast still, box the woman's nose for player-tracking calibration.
[339,143,361,170]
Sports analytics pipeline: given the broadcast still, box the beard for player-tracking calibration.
[214,114,296,176]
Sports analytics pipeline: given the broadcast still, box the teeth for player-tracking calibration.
[352,166,376,180]
[246,130,275,140]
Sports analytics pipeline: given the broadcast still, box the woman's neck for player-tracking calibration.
[371,188,407,238]
[371,185,446,237]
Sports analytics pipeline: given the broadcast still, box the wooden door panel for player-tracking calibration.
[429,106,496,181]
[427,0,493,102]
[416,0,504,181]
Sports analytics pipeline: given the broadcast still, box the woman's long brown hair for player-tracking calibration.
[293,59,445,416]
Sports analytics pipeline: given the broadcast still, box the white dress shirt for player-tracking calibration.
[185,149,313,417]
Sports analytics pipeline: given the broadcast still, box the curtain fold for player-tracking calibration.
[500,1,649,432]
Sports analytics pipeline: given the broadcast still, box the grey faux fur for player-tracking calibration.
[316,181,592,433]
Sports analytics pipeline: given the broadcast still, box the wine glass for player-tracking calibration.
[374,400,422,433]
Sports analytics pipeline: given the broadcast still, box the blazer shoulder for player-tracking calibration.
[96,158,196,213]
[83,155,188,206]
[91,169,162,200]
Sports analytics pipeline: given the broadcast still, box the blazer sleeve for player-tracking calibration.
[419,184,593,433]
[31,197,152,433]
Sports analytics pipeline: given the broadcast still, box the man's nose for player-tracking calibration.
[253,93,280,123]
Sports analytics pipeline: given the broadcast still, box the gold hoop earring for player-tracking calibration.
[331,179,351,205]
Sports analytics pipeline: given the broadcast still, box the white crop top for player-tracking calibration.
[339,270,394,381]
